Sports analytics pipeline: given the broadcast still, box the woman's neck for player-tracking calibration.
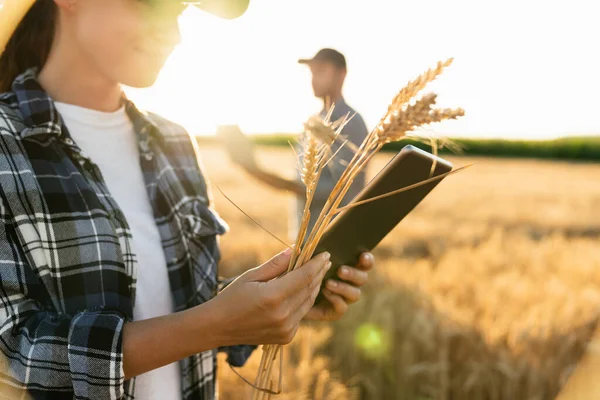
[38,23,123,112]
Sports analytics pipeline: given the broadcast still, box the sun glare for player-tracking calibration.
[125,0,600,139]
[126,5,319,136]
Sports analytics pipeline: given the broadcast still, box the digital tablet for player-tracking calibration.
[314,145,453,300]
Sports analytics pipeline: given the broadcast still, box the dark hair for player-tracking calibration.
[0,0,58,92]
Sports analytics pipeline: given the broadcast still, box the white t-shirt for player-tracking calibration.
[54,102,182,400]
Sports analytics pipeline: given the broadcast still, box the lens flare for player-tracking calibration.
[353,323,391,359]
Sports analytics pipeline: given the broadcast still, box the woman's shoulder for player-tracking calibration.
[148,111,203,149]
[145,112,207,169]
[146,112,189,141]
[146,112,200,159]
[145,112,215,202]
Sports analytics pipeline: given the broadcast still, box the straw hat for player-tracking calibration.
[0,0,250,55]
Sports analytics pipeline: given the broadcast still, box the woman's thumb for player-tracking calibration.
[247,248,293,282]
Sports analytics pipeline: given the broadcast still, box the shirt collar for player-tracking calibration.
[335,97,347,107]
[12,68,63,139]
[12,68,163,148]
[321,97,347,115]
[122,96,165,148]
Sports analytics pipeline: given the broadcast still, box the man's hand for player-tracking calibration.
[218,125,259,171]
[304,252,374,321]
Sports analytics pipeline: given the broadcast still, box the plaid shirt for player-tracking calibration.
[0,69,254,399]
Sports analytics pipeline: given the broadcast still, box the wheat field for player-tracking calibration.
[198,144,600,400]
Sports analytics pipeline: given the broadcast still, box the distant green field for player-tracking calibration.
[239,135,600,161]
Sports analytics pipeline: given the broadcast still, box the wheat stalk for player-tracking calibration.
[305,112,359,152]
[300,135,322,186]
[373,58,454,137]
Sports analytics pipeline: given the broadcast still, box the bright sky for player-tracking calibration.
[126,0,600,139]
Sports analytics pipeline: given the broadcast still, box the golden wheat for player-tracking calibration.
[373,58,454,135]
[300,135,320,189]
[305,113,359,155]
[378,93,464,144]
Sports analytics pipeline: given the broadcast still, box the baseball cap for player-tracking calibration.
[298,48,347,69]
[0,0,251,55]
[185,0,251,20]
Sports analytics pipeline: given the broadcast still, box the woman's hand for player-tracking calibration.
[208,249,332,346]
[304,252,375,322]
[121,251,366,379]
[122,250,329,379]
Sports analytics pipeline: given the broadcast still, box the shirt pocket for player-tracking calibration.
[178,197,228,239]
[175,197,228,304]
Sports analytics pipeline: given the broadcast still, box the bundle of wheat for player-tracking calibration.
[251,59,465,399]
[219,327,357,400]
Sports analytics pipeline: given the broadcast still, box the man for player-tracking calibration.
[224,48,369,237]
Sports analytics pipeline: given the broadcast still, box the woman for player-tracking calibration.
[0,1,374,399]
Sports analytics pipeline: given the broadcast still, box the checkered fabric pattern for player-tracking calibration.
[0,69,254,399]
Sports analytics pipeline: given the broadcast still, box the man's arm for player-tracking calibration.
[218,126,306,195]
[245,113,368,200]
[242,165,305,196]
[223,114,369,198]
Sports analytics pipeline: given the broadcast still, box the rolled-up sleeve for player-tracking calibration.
[0,220,127,399]
[218,345,257,368]
[67,311,126,398]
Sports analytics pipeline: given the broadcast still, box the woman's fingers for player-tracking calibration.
[286,279,326,338]
[287,259,331,311]
[271,252,331,297]
[358,252,375,271]
[248,248,293,282]
[264,252,331,326]
[337,265,369,287]
[321,289,349,316]
[325,279,361,304]
[291,290,320,325]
